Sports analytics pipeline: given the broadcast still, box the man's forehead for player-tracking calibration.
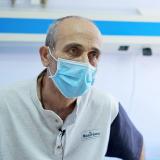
[55,32,102,50]
[57,32,101,42]
[55,18,102,41]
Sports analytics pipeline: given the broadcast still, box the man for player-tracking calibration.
[0,16,144,160]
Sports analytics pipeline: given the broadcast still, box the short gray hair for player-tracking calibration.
[45,16,92,51]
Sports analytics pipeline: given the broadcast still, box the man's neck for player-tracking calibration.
[37,72,76,121]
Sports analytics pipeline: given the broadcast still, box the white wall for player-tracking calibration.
[0,42,160,159]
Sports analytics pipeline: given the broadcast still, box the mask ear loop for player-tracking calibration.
[48,47,58,62]
[48,47,58,77]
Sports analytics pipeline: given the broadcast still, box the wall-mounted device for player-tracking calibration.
[142,47,152,56]
[118,45,130,51]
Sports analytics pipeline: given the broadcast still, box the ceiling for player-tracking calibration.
[1,0,160,16]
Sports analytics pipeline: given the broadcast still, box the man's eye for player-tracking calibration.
[68,47,82,56]
[89,51,99,59]
[92,52,98,57]
[70,47,78,53]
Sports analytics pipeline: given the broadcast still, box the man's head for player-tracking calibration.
[40,16,102,68]
[39,16,102,98]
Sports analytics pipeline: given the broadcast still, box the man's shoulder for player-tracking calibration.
[0,79,36,108]
[0,79,35,95]
[90,87,117,104]
[86,87,119,121]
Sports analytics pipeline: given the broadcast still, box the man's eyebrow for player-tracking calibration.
[63,43,84,50]
[63,43,101,54]
[91,47,101,54]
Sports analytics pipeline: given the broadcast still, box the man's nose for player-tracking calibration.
[79,52,90,64]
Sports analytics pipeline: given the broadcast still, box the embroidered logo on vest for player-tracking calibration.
[81,129,101,140]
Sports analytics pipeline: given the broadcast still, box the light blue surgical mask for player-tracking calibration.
[48,47,97,98]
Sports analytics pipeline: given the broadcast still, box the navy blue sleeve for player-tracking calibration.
[106,103,143,160]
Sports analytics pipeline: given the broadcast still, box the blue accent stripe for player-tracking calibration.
[95,20,160,36]
[1,18,160,36]
[0,18,54,34]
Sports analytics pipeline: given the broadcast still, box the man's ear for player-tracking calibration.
[39,46,50,67]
